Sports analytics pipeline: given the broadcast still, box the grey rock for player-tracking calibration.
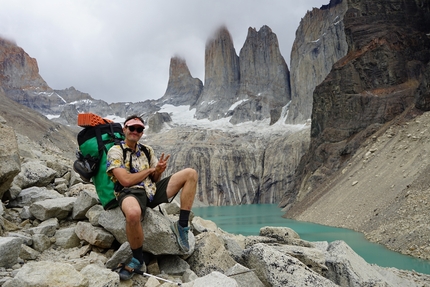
[191,216,218,234]
[72,189,99,220]
[12,160,57,189]
[147,112,172,133]
[2,261,88,287]
[97,207,127,243]
[0,237,22,268]
[55,226,81,249]
[187,232,237,277]
[271,244,328,275]
[243,243,338,287]
[6,232,32,245]
[80,264,119,287]
[29,197,76,221]
[260,226,314,248]
[54,177,68,186]
[259,226,300,241]
[244,235,277,248]
[105,242,132,269]
[19,244,39,260]
[99,207,195,256]
[158,255,190,275]
[182,271,238,287]
[54,183,68,194]
[85,204,104,226]
[46,160,71,179]
[19,206,34,220]
[5,184,21,202]
[225,263,264,287]
[0,122,20,200]
[31,233,51,252]
[325,240,395,287]
[26,217,59,237]
[75,221,115,249]
[182,269,199,283]
[8,186,63,208]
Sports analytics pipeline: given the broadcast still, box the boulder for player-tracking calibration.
[99,207,195,255]
[243,243,337,287]
[2,261,88,287]
[72,189,99,220]
[187,232,237,276]
[0,237,22,268]
[8,186,63,208]
[29,197,76,221]
[12,160,57,189]
[0,119,21,200]
[75,221,115,249]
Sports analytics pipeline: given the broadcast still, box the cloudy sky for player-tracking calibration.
[0,0,328,104]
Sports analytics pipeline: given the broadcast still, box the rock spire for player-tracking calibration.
[193,26,240,120]
[232,25,291,124]
[160,56,203,106]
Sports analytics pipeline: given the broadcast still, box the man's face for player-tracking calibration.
[124,125,144,142]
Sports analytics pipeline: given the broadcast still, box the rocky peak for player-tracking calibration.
[286,0,348,124]
[193,26,240,120]
[0,38,49,91]
[229,25,291,125]
[54,86,92,103]
[281,0,430,211]
[159,56,203,106]
[0,38,68,114]
[193,25,291,124]
[238,25,290,102]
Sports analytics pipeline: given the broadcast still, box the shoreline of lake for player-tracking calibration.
[193,204,430,275]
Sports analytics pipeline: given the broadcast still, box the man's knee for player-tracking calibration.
[185,168,198,182]
[124,208,141,223]
[122,197,142,223]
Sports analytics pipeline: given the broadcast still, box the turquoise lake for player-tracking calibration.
[193,204,430,275]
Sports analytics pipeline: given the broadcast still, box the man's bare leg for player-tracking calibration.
[121,196,145,265]
[166,168,198,210]
[167,168,198,252]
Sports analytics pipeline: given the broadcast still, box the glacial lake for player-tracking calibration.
[193,204,430,275]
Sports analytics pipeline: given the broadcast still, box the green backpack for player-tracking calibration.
[74,122,152,210]
[74,123,124,210]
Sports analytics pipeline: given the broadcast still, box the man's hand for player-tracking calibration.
[153,153,170,181]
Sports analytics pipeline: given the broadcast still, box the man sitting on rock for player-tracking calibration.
[106,114,198,280]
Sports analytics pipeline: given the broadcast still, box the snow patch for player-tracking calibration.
[229,99,248,111]
[69,99,93,105]
[155,104,308,135]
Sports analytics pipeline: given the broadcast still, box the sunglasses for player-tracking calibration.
[127,126,144,133]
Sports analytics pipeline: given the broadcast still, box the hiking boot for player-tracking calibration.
[171,221,190,252]
[118,257,145,281]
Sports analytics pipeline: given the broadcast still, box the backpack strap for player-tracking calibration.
[95,123,122,161]
[137,143,151,165]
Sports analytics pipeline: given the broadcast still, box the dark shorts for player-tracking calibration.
[117,176,171,214]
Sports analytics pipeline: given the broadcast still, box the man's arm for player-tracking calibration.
[112,166,156,188]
